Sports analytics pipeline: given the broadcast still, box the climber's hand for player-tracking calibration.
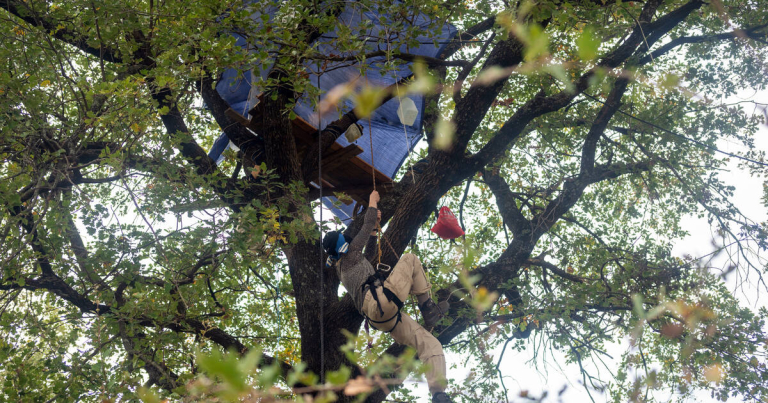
[369,190,380,207]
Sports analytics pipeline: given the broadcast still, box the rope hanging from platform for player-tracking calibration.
[316,70,325,382]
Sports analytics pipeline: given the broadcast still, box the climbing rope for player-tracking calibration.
[317,68,325,382]
[365,74,385,269]
[394,79,417,184]
[367,107,401,264]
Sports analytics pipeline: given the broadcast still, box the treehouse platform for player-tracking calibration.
[225,104,392,206]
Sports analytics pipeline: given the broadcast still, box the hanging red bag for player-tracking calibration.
[430,206,465,239]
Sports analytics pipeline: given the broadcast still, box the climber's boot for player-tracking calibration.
[432,392,453,403]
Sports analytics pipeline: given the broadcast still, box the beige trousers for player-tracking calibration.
[361,253,447,394]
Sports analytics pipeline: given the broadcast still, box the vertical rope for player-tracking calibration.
[317,69,325,383]
[394,81,416,184]
[365,76,383,266]
[367,116,376,191]
[275,283,281,358]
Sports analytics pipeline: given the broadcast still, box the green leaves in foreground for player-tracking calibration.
[576,26,600,62]
[140,347,413,402]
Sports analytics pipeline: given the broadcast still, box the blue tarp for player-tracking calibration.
[212,2,456,222]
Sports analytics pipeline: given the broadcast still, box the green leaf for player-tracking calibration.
[523,24,549,62]
[543,64,575,92]
[137,387,161,403]
[353,85,387,118]
[432,119,455,151]
[196,349,247,393]
[326,365,351,385]
[576,26,600,61]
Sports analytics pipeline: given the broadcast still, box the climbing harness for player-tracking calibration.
[361,268,404,333]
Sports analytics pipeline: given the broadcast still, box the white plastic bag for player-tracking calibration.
[396,97,418,126]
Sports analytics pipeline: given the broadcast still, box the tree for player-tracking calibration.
[1,0,767,401]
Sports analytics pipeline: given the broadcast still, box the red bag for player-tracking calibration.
[430,206,465,239]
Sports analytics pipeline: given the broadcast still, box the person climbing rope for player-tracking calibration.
[323,190,453,403]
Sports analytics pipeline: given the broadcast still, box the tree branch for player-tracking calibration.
[580,77,630,175]
[482,168,528,237]
[526,257,586,283]
[1,0,122,62]
[150,86,242,211]
[307,50,470,68]
[638,25,768,64]
[467,0,704,171]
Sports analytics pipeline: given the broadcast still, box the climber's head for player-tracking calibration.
[322,230,351,266]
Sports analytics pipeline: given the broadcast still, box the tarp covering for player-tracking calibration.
[212,2,456,222]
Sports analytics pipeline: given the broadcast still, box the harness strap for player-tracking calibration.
[361,274,405,333]
[364,278,386,316]
[367,311,402,333]
[381,287,404,310]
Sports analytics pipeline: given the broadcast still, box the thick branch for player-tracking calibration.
[482,168,528,237]
[526,257,586,283]
[307,50,469,68]
[1,0,122,62]
[638,25,768,64]
[198,75,266,168]
[150,87,241,210]
[449,35,526,155]
[580,77,630,175]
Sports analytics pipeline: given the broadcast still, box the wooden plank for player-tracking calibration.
[316,171,369,204]
[235,95,393,201]
[315,182,393,195]
[348,157,392,184]
[320,145,363,172]
[307,145,365,198]
[293,115,317,138]
[225,108,251,127]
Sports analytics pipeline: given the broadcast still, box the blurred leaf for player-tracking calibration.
[543,64,575,92]
[407,60,435,95]
[343,376,372,396]
[318,79,356,116]
[474,66,514,87]
[196,348,248,393]
[137,387,161,403]
[661,73,681,90]
[326,365,351,385]
[660,323,684,339]
[353,85,387,118]
[576,26,600,61]
[523,24,549,62]
[433,119,455,151]
[703,363,724,383]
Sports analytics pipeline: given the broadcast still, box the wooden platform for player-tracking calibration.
[225,104,392,205]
